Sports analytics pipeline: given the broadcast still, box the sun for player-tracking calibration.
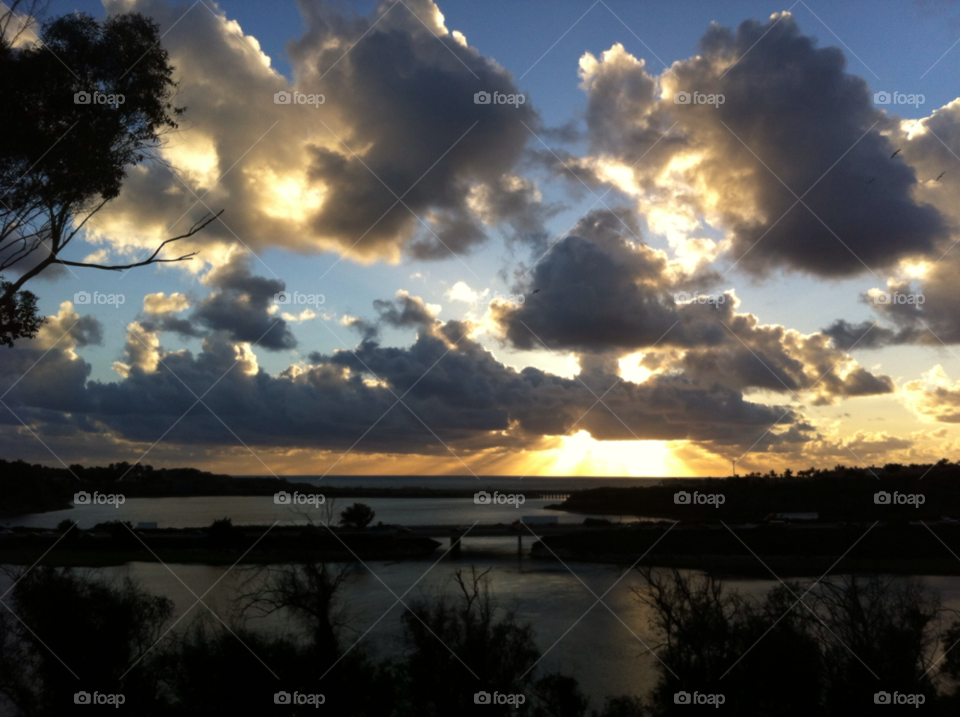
[543,430,680,476]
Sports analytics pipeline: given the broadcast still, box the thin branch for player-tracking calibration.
[50,210,222,271]
[61,197,111,248]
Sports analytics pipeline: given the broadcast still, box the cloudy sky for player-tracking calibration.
[3,0,960,477]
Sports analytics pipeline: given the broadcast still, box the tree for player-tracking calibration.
[632,567,950,715]
[0,566,174,713]
[339,502,376,530]
[0,5,221,345]
[0,278,42,347]
[395,567,540,715]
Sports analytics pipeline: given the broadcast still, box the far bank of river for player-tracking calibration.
[2,495,630,530]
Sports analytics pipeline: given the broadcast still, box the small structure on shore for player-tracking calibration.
[764,512,818,522]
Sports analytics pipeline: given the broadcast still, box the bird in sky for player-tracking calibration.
[532,288,541,294]
[936,171,946,182]
[891,148,902,159]
[865,177,875,184]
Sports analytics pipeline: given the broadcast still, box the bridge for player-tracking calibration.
[379,522,621,558]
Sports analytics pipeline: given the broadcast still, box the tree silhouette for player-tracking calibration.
[0,277,41,347]
[339,502,376,529]
[0,4,221,345]
[633,567,949,715]
[0,566,173,714]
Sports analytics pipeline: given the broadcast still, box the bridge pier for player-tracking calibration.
[517,534,522,557]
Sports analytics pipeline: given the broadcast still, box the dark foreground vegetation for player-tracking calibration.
[2,564,960,714]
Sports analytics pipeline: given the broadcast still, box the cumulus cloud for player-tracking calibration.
[570,14,952,277]
[1,297,814,457]
[821,319,916,351]
[33,301,104,350]
[674,313,895,406]
[112,322,160,378]
[144,292,190,315]
[490,207,894,408]
[281,309,317,323]
[80,0,544,273]
[1,303,97,412]
[822,259,960,349]
[445,280,487,305]
[373,290,441,329]
[192,256,297,350]
[904,365,960,423]
[2,5,944,472]
[492,208,713,353]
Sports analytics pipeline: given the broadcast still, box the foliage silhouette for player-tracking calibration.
[0,3,220,345]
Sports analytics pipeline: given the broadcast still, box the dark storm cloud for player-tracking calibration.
[65,314,104,348]
[578,43,665,159]
[873,268,960,345]
[821,267,960,350]
[464,173,562,248]
[373,291,438,329]
[691,15,949,276]
[1,304,95,412]
[1,303,809,455]
[192,258,297,350]
[291,0,541,259]
[492,209,894,404]
[673,314,895,406]
[574,14,952,277]
[139,315,207,340]
[86,0,547,267]
[821,319,923,350]
[339,316,380,342]
[493,208,724,354]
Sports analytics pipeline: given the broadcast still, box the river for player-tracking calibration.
[5,492,960,706]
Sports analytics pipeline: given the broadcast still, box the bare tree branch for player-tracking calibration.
[51,210,222,271]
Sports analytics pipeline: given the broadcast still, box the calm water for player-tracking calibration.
[7,493,960,706]
[0,553,767,704]
[3,496,651,530]
[6,557,960,706]
[1,495,662,705]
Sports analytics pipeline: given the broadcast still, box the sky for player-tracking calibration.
[2,0,960,477]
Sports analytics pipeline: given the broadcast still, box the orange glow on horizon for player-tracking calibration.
[539,431,687,477]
